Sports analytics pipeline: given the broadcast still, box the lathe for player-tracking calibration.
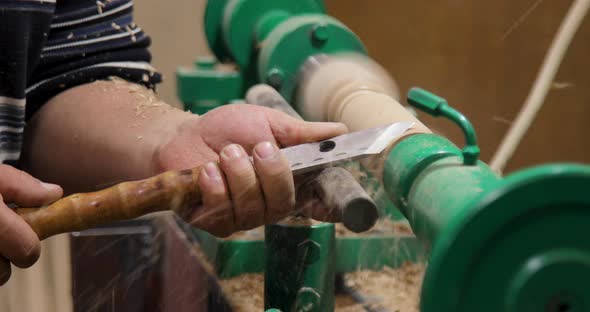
[173,1,590,311]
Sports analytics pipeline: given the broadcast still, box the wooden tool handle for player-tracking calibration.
[16,167,203,240]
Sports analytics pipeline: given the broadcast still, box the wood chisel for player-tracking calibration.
[16,122,414,240]
[282,121,414,175]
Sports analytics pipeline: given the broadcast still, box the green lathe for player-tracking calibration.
[177,1,590,311]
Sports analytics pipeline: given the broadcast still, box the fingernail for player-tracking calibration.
[204,162,221,180]
[221,144,244,160]
[40,182,61,192]
[254,142,276,159]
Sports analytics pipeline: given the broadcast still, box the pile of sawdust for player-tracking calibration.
[222,227,265,241]
[219,274,365,312]
[335,296,365,312]
[224,218,413,241]
[344,262,425,312]
[335,218,414,237]
[219,274,264,312]
[219,263,424,312]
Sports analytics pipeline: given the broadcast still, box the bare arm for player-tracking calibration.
[23,79,196,193]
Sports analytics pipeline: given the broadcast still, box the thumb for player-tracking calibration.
[0,165,63,207]
[267,110,348,147]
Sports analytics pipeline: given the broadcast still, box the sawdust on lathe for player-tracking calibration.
[335,218,414,237]
[335,296,365,312]
[222,227,265,241]
[224,218,413,241]
[344,262,425,312]
[219,274,264,312]
[224,217,322,241]
[219,274,365,312]
[219,263,424,312]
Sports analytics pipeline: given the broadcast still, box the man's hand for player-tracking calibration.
[0,165,62,285]
[24,81,346,238]
[155,104,348,237]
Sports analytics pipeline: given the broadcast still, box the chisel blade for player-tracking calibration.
[281,121,414,175]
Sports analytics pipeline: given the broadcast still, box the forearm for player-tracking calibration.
[22,79,197,193]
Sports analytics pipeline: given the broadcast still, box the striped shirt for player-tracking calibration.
[0,0,161,165]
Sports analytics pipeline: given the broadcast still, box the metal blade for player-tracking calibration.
[281,121,415,175]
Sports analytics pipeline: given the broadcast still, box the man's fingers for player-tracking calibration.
[0,164,62,207]
[0,257,10,285]
[190,162,235,237]
[0,199,41,268]
[252,142,295,223]
[219,144,265,231]
[266,109,348,146]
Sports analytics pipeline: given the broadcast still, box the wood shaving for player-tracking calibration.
[125,25,137,42]
[107,76,164,118]
[96,1,104,14]
[344,262,425,312]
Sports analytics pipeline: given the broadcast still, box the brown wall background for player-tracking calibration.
[135,0,211,108]
[136,0,590,173]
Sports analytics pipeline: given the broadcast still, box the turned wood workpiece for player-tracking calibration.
[297,55,433,178]
[16,167,202,240]
[298,55,431,135]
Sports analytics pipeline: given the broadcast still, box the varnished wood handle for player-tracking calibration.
[16,167,203,240]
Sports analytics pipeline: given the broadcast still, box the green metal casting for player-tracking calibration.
[255,10,292,42]
[199,0,366,101]
[176,56,242,114]
[423,164,590,312]
[381,88,590,312]
[258,15,367,102]
[218,0,325,67]
[384,134,500,247]
[204,0,232,62]
[407,87,480,165]
[203,0,326,85]
[265,223,335,312]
